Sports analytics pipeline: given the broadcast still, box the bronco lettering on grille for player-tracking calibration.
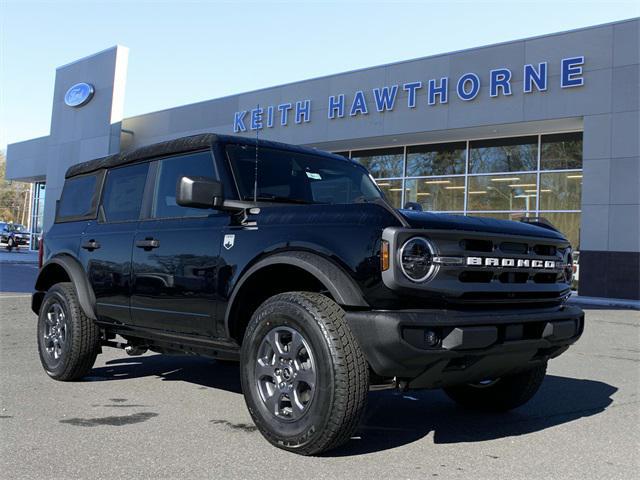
[466,256,559,269]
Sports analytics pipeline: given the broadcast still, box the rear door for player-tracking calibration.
[130,151,228,337]
[79,162,150,325]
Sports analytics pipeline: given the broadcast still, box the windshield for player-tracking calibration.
[6,224,25,232]
[226,144,383,205]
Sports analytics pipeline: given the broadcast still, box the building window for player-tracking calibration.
[541,132,583,170]
[30,182,45,249]
[467,173,538,212]
[539,172,582,211]
[333,131,583,250]
[374,179,404,208]
[541,212,581,249]
[405,176,465,212]
[406,142,466,176]
[469,136,538,173]
[351,147,404,179]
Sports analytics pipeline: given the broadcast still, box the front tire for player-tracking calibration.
[240,292,368,455]
[444,363,547,412]
[37,282,100,381]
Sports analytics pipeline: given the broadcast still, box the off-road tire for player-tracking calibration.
[444,363,547,412]
[240,292,369,455]
[37,282,100,381]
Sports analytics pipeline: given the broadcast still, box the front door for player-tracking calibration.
[130,151,228,338]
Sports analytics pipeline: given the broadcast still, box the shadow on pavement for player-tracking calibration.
[89,354,243,394]
[88,355,617,456]
[331,375,617,456]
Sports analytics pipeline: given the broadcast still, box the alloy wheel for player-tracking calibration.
[254,326,317,421]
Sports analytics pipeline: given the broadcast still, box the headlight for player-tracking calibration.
[399,237,438,282]
[564,249,574,284]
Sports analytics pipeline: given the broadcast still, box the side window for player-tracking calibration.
[57,174,99,221]
[152,151,216,219]
[101,163,149,223]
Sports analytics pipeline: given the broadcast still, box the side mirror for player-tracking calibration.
[403,201,423,211]
[176,176,224,209]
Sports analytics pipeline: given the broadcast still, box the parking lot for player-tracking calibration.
[1,283,638,478]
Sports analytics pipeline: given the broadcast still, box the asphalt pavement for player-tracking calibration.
[0,287,638,479]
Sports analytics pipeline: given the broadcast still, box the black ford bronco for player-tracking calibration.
[33,134,583,455]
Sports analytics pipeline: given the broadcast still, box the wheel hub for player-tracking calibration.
[255,326,317,422]
[43,301,67,362]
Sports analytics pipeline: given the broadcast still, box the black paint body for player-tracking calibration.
[34,134,584,385]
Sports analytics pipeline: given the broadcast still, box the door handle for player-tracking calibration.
[136,238,160,250]
[81,240,100,251]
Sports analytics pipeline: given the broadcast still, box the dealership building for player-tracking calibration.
[5,18,639,299]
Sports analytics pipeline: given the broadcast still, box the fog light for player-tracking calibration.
[424,330,439,347]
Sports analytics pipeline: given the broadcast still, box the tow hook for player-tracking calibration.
[125,345,148,356]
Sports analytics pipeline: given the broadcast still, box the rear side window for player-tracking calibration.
[101,163,149,223]
[57,174,100,221]
[152,151,216,219]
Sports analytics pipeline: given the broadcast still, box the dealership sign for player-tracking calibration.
[64,82,95,108]
[233,56,585,133]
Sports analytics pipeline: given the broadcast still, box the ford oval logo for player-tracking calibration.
[64,82,95,107]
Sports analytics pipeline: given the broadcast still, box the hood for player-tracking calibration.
[399,209,566,241]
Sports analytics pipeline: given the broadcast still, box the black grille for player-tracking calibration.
[460,239,493,252]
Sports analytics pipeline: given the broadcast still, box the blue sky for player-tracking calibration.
[1,0,638,150]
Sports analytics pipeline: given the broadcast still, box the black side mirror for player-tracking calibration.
[403,201,423,211]
[176,176,224,209]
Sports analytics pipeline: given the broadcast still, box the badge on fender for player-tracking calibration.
[223,234,235,250]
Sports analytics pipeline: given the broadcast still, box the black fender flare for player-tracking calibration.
[33,255,97,320]
[224,251,369,337]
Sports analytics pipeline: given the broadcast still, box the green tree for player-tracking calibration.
[0,151,31,225]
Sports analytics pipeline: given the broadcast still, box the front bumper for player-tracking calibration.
[345,304,584,389]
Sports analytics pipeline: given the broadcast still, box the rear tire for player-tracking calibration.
[37,282,100,381]
[240,292,368,455]
[444,364,547,412]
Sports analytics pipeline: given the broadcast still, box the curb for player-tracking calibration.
[568,294,640,310]
[0,261,39,265]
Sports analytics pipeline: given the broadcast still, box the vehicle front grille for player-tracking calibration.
[444,231,571,308]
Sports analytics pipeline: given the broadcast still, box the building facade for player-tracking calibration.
[5,19,639,299]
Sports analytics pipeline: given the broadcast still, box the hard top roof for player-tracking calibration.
[65,133,347,179]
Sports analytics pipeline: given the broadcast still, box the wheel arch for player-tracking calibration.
[33,255,96,320]
[225,251,368,343]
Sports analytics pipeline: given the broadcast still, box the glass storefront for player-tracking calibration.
[343,132,583,250]
[30,182,45,250]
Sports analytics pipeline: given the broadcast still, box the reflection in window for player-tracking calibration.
[541,133,583,170]
[153,152,216,219]
[406,142,466,176]
[351,147,404,179]
[375,179,403,208]
[467,173,537,212]
[539,172,582,210]
[405,177,465,211]
[101,163,149,222]
[542,212,581,249]
[469,136,538,173]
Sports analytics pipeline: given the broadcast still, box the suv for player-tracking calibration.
[1,222,30,250]
[33,134,583,455]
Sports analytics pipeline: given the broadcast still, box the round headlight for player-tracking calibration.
[399,237,438,282]
[564,249,574,284]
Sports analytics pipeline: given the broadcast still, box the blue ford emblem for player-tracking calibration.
[64,82,95,107]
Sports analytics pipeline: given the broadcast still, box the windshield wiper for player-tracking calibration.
[244,194,314,205]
